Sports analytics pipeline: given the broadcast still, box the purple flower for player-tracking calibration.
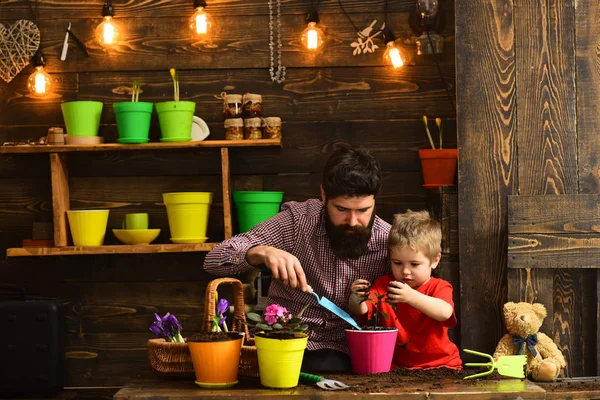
[211,296,231,332]
[149,312,185,343]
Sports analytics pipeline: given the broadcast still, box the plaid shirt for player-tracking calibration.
[204,198,391,353]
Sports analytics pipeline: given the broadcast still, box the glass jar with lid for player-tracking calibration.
[243,117,262,139]
[223,94,242,119]
[224,118,244,140]
[242,93,263,118]
[263,117,282,139]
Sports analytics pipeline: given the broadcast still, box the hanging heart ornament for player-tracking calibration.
[0,20,40,83]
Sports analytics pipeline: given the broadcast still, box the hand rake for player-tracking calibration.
[299,372,351,390]
[463,349,527,380]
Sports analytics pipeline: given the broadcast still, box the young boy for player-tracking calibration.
[348,210,462,369]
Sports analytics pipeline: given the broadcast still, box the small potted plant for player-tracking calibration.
[346,293,398,374]
[113,79,154,144]
[187,296,244,388]
[245,304,309,389]
[155,68,196,142]
[147,312,194,378]
[418,116,458,188]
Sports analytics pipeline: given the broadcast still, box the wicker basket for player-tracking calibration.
[147,338,194,378]
[203,277,259,378]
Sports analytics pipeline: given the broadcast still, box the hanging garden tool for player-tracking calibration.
[299,372,350,390]
[60,23,89,61]
[463,349,527,380]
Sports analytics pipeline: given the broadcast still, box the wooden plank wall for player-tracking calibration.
[457,0,598,376]
[0,0,456,389]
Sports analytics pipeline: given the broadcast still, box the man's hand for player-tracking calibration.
[350,279,371,302]
[246,246,309,292]
[386,281,416,304]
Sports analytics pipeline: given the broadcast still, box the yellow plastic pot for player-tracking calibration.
[254,333,308,388]
[66,210,110,246]
[163,192,213,243]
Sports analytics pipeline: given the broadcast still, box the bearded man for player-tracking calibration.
[204,145,390,373]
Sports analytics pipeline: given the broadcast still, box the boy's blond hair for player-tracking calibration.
[388,210,441,260]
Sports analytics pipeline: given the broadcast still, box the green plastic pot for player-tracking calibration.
[233,191,284,233]
[61,101,103,137]
[114,102,153,144]
[155,101,196,142]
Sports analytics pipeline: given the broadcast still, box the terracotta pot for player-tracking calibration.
[188,332,244,389]
[418,148,458,188]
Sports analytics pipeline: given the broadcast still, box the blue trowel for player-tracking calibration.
[311,291,362,330]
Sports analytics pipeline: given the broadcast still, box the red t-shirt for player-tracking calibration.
[365,274,462,369]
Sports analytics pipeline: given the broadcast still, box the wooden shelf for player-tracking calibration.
[7,243,218,257]
[0,138,282,154]
[2,139,275,257]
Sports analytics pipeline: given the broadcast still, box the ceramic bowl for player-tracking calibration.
[113,229,161,245]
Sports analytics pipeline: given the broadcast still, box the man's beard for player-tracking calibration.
[324,205,375,259]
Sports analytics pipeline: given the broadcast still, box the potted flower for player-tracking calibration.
[187,296,245,388]
[245,304,309,388]
[113,79,153,144]
[418,116,458,188]
[346,293,398,374]
[155,68,196,142]
[147,312,194,378]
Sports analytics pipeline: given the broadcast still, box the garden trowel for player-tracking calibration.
[310,291,361,330]
[463,349,527,380]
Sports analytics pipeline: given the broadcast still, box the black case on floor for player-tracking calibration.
[0,285,65,397]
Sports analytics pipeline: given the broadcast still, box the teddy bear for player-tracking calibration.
[493,302,566,382]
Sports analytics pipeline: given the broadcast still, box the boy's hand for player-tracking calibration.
[387,281,416,304]
[350,279,371,302]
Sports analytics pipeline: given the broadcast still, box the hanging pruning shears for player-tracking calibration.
[60,22,89,61]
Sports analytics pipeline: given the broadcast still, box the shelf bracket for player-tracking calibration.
[50,153,70,247]
[221,147,233,239]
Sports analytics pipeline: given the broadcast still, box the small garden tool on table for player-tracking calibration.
[463,349,527,380]
[310,290,362,330]
[299,372,350,390]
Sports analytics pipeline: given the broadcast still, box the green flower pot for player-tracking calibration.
[233,191,284,233]
[155,101,196,142]
[114,101,153,144]
[61,100,103,137]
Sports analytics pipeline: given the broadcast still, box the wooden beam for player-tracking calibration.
[221,148,232,240]
[508,195,600,233]
[50,153,69,247]
[508,234,600,269]
[456,0,516,358]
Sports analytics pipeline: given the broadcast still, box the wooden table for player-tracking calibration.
[114,376,547,399]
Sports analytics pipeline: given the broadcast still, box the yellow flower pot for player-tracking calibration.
[163,192,213,243]
[254,333,308,389]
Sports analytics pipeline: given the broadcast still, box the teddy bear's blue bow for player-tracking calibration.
[513,333,538,357]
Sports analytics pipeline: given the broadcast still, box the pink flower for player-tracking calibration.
[264,304,289,325]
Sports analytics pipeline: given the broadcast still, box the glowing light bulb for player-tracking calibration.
[385,42,404,69]
[189,1,212,37]
[301,21,324,51]
[28,66,52,96]
[96,3,120,47]
[381,27,404,69]
[96,16,119,46]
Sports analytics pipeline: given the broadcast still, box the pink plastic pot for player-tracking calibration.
[345,328,398,375]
